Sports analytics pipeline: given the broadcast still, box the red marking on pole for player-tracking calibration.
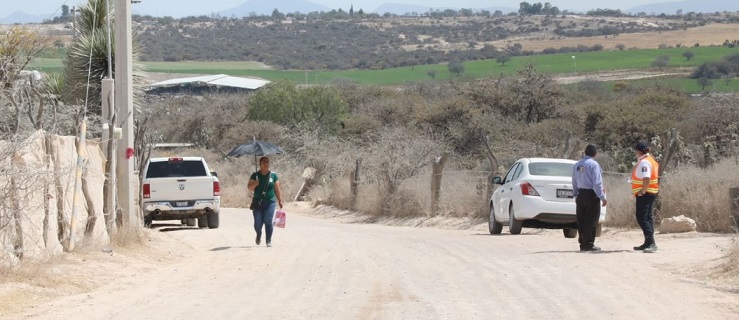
[126,148,134,159]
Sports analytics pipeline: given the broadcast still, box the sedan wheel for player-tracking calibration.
[488,205,502,235]
[563,228,578,238]
[508,205,523,235]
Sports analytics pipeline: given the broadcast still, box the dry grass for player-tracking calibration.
[602,173,639,228]
[310,156,739,234]
[723,238,739,277]
[659,160,739,232]
[151,147,310,209]
[490,24,739,52]
[603,159,739,232]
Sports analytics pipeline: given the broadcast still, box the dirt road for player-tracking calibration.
[5,204,739,320]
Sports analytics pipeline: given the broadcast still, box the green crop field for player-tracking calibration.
[27,46,739,92]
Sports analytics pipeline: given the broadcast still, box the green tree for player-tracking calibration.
[272,9,285,20]
[248,80,347,134]
[651,55,670,69]
[62,5,70,17]
[427,70,437,79]
[683,50,694,61]
[698,77,712,91]
[496,54,510,66]
[448,60,464,76]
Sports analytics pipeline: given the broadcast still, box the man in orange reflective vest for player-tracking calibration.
[631,141,659,253]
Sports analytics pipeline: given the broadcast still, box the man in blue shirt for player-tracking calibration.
[572,144,608,252]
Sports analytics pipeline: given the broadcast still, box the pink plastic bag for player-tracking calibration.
[274,209,286,228]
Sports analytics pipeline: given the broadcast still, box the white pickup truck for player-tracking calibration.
[141,157,220,228]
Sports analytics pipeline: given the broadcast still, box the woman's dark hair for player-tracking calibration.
[259,156,270,164]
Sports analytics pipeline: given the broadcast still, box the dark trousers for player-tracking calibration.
[635,193,656,237]
[576,189,601,249]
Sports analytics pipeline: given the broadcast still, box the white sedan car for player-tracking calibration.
[488,158,607,238]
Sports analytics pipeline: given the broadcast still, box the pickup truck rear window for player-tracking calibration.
[146,160,207,178]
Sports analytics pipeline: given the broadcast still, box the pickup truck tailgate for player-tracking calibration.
[148,177,214,201]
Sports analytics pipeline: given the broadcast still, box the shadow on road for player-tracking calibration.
[530,249,632,254]
[153,224,202,233]
[210,246,252,251]
[472,233,542,236]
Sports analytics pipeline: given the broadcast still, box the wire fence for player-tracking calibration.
[1,131,109,268]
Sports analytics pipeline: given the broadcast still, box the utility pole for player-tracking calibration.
[71,6,77,41]
[115,0,137,228]
[102,0,117,234]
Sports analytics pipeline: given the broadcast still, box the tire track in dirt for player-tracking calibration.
[5,205,738,320]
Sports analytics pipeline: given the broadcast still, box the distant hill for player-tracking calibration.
[220,0,331,17]
[627,0,739,14]
[373,3,516,15]
[0,10,47,24]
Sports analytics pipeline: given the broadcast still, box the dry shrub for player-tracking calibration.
[149,147,304,208]
[602,173,639,228]
[312,159,490,220]
[604,159,739,232]
[658,159,739,232]
[436,169,489,218]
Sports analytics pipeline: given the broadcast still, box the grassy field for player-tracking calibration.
[28,46,739,90]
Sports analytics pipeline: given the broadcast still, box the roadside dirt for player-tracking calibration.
[1,202,738,319]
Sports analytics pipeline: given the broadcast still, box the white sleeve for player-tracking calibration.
[636,161,652,179]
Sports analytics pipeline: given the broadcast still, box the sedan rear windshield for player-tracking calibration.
[146,160,207,178]
[528,162,574,177]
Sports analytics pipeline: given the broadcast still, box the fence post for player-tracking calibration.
[731,187,739,229]
[430,152,449,216]
[350,159,361,210]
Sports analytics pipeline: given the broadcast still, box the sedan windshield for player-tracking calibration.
[528,162,574,177]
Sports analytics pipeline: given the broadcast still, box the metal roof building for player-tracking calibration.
[146,74,270,94]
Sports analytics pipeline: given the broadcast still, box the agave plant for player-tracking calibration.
[62,0,146,115]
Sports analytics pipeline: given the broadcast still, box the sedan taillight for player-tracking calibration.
[521,182,540,196]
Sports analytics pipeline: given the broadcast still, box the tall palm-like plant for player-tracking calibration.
[62,0,146,115]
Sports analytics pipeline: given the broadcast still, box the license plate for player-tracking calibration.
[556,189,574,198]
[175,201,188,207]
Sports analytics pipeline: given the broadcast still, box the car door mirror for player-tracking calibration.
[210,171,218,177]
[492,176,503,185]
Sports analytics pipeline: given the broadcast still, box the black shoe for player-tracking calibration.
[643,244,658,253]
[255,235,261,245]
[633,243,648,251]
[580,246,601,252]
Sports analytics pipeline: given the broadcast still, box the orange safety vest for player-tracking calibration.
[631,154,659,195]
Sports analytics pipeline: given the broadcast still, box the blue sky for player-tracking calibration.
[1,0,684,18]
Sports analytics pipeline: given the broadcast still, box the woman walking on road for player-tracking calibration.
[248,156,284,247]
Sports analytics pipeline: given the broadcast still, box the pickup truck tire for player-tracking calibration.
[186,218,197,227]
[198,217,207,228]
[207,211,220,229]
[181,219,187,225]
[144,215,153,228]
